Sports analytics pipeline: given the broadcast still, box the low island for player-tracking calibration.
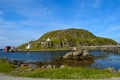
[17,28,117,51]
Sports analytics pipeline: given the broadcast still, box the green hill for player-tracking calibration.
[18,28,117,51]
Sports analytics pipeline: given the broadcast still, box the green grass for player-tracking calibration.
[0,60,120,79]
[0,60,16,73]
[14,67,120,79]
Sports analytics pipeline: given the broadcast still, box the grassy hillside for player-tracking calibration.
[18,28,117,51]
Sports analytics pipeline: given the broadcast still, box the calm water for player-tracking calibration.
[0,50,120,69]
[89,50,120,69]
[0,50,68,62]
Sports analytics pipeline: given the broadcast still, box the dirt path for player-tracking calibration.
[0,74,50,80]
[0,74,120,80]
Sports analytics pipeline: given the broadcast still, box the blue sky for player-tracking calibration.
[0,0,120,48]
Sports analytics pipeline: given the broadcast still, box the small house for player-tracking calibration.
[40,41,44,44]
[4,46,11,52]
[46,37,51,42]
[26,44,32,50]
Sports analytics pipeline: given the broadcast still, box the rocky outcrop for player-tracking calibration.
[105,67,117,74]
[28,63,39,69]
[9,60,23,67]
[0,56,94,71]
[63,50,93,60]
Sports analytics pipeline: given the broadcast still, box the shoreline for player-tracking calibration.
[14,45,120,53]
[2,45,120,53]
[13,50,70,52]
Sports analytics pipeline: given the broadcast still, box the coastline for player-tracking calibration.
[13,45,120,53]
[13,50,70,52]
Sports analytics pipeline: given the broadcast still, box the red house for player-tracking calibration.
[4,46,11,52]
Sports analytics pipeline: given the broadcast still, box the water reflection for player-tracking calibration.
[90,50,120,69]
[0,51,68,62]
[0,50,120,69]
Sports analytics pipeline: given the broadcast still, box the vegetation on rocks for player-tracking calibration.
[13,67,120,79]
[18,28,117,51]
[0,60,16,73]
[0,60,120,79]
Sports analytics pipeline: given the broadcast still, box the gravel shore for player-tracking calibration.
[0,74,120,80]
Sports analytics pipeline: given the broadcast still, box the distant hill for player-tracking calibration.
[18,28,117,51]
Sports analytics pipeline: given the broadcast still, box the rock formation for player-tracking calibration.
[63,50,93,60]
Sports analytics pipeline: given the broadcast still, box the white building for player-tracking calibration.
[26,44,32,49]
[40,42,44,44]
[46,37,51,42]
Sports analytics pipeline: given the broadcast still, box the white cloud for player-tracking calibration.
[0,10,3,15]
[92,0,102,8]
[107,26,120,32]
[96,25,120,42]
[1,0,54,20]
[0,29,39,48]
[0,21,18,28]
[49,23,71,30]
[0,17,20,29]
[0,39,25,48]
[0,36,8,41]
